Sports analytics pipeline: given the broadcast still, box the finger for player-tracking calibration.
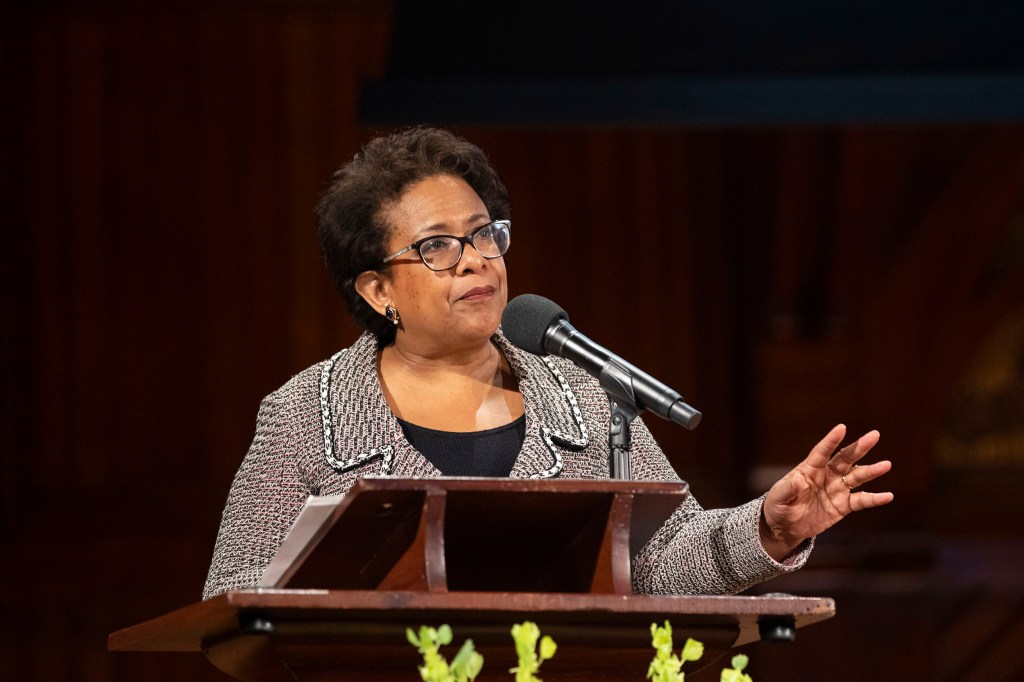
[827,429,880,475]
[805,424,848,468]
[848,490,894,512]
[847,430,882,464]
[841,460,892,489]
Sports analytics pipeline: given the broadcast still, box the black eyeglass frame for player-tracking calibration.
[376,219,511,271]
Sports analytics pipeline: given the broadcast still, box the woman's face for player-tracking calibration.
[371,174,508,355]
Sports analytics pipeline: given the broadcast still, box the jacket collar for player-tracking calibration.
[321,332,589,479]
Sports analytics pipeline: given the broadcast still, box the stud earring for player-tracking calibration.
[384,305,400,325]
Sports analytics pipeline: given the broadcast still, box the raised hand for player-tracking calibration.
[759,424,894,561]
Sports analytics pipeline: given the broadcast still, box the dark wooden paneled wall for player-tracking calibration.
[3,3,1024,681]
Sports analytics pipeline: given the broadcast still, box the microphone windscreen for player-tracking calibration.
[501,294,569,355]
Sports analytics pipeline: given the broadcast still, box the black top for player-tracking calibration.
[397,415,526,477]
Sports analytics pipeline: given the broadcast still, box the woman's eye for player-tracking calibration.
[420,238,454,254]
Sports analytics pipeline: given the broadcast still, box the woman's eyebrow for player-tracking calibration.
[413,214,491,239]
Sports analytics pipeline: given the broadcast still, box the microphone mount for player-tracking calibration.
[600,359,640,481]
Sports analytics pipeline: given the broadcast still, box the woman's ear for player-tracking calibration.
[354,270,390,316]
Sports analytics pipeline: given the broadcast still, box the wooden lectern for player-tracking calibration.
[109,478,835,681]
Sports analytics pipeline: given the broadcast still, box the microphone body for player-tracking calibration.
[502,294,701,430]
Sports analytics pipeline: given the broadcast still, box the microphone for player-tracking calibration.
[502,294,701,430]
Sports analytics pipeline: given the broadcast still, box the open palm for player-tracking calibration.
[761,424,893,558]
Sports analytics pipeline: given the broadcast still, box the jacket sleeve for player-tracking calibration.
[626,416,813,595]
[202,388,315,600]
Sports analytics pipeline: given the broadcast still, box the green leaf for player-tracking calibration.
[539,635,557,661]
[681,638,704,663]
[465,651,484,680]
[451,640,484,682]
[438,624,453,646]
[407,628,421,647]
[650,621,675,656]
[720,653,753,682]
[451,640,475,669]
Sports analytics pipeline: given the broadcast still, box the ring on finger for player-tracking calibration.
[841,474,855,489]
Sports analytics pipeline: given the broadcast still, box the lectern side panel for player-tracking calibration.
[285,489,425,590]
[588,492,635,594]
[376,487,449,592]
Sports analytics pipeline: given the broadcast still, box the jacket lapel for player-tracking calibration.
[496,334,590,479]
[324,333,439,478]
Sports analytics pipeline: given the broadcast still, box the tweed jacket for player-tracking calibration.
[203,331,810,600]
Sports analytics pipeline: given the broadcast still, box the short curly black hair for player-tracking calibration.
[315,128,510,346]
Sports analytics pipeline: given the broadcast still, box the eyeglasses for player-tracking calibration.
[377,220,511,272]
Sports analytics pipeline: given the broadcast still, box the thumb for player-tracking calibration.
[767,471,804,506]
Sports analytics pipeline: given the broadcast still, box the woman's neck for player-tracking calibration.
[384,335,501,382]
[378,338,523,432]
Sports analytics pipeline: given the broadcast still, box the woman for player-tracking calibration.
[202,128,892,600]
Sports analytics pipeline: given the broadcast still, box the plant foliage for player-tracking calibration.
[509,621,557,682]
[647,621,704,682]
[406,620,753,681]
[720,654,753,682]
[406,625,483,682]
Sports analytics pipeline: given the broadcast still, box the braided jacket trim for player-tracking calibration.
[529,356,589,478]
[320,348,394,474]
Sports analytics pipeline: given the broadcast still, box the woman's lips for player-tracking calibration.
[458,285,495,301]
